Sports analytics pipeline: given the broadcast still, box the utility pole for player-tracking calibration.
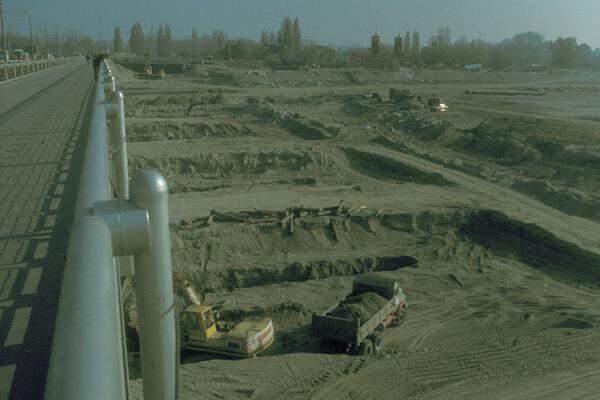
[4,11,34,55]
[0,0,8,62]
[44,21,48,53]
[26,11,32,52]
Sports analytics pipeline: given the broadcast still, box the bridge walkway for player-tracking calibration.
[0,60,93,400]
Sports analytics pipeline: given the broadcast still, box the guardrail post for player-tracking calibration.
[130,171,177,400]
[104,75,116,97]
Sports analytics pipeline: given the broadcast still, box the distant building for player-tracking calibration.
[371,34,381,58]
[393,36,404,58]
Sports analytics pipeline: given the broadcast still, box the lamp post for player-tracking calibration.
[0,0,8,62]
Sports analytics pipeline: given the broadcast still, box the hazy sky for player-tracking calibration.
[6,0,600,48]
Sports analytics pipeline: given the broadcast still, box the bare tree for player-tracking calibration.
[164,25,173,56]
[157,25,165,56]
[191,27,199,49]
[404,30,411,56]
[129,23,145,55]
[113,26,123,53]
[411,30,420,61]
[292,18,301,49]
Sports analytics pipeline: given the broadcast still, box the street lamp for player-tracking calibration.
[4,10,33,54]
[0,0,8,62]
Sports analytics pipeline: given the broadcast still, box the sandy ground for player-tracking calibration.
[118,63,600,399]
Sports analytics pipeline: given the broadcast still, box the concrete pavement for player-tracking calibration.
[0,60,93,400]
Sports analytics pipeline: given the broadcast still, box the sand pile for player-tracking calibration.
[327,292,388,321]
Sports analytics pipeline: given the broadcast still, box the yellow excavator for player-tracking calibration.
[143,65,167,79]
[179,281,274,357]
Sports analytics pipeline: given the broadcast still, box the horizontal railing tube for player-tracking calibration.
[45,62,127,400]
[44,217,126,400]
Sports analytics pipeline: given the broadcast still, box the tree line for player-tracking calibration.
[113,21,599,70]
[31,19,597,71]
[415,27,599,70]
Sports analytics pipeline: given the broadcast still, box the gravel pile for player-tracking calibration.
[327,292,388,321]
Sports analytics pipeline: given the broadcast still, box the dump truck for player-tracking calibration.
[179,282,274,357]
[142,65,167,79]
[312,274,407,355]
[428,96,448,112]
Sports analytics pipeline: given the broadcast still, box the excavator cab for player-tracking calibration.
[184,305,217,341]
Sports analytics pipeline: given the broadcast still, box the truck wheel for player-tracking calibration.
[393,311,406,327]
[372,334,383,354]
[358,339,373,355]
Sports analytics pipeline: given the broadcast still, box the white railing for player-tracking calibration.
[0,58,71,82]
[44,61,177,400]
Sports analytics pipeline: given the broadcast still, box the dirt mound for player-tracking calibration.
[343,148,454,186]
[371,135,409,152]
[220,256,417,290]
[327,292,388,321]
[453,122,539,166]
[282,115,338,140]
[551,318,594,330]
[459,210,600,286]
[511,180,600,221]
[137,96,188,106]
[127,121,253,142]
[240,103,287,123]
[239,103,340,140]
[129,149,322,179]
[382,111,452,140]
[341,95,378,116]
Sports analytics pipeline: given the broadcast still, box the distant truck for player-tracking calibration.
[312,274,407,355]
[428,96,448,112]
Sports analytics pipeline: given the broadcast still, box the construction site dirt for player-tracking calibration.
[118,63,600,400]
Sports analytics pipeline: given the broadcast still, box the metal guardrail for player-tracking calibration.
[0,58,70,82]
[44,61,177,400]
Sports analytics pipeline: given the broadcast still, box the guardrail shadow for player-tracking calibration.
[0,70,93,399]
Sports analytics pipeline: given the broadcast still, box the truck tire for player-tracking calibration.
[358,339,373,355]
[372,334,383,354]
[393,310,406,327]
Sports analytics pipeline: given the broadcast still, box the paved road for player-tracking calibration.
[0,60,93,399]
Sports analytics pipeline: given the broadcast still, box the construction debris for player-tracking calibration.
[178,202,359,234]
